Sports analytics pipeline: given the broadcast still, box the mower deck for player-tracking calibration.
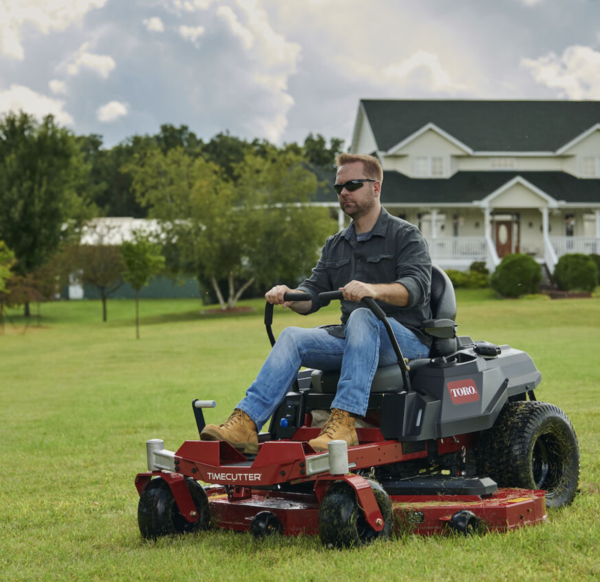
[203,486,546,537]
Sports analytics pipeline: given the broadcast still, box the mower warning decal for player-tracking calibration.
[447,379,479,404]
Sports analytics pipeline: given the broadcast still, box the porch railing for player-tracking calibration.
[426,237,487,259]
[549,237,600,257]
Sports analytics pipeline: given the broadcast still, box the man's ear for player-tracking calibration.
[373,180,381,199]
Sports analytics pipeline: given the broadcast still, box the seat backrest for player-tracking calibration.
[430,265,456,321]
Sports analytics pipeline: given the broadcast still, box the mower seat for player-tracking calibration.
[308,266,457,394]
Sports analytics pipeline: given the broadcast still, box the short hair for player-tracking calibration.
[335,153,383,183]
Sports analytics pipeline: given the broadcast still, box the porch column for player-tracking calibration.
[431,209,438,239]
[338,208,345,232]
[541,207,549,238]
[596,210,600,239]
[484,207,491,240]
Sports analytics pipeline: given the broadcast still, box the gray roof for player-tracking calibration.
[314,171,600,205]
[360,100,600,153]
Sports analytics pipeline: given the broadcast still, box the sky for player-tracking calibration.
[1,0,599,149]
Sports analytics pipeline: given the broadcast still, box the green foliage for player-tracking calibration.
[554,253,598,293]
[490,253,542,297]
[588,253,600,284]
[0,112,92,280]
[128,147,334,309]
[0,240,15,293]
[303,133,345,170]
[121,233,165,292]
[445,269,489,289]
[469,261,489,275]
[121,232,165,338]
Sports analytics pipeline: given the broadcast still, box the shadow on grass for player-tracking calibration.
[110,307,261,327]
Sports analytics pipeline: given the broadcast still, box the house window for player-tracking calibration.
[582,156,600,177]
[413,156,444,177]
[490,157,516,169]
[564,214,576,237]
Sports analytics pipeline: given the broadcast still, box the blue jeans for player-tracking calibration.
[237,308,430,431]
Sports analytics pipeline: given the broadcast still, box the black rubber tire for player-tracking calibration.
[138,477,211,539]
[449,510,481,535]
[251,511,282,538]
[318,479,393,549]
[478,401,579,508]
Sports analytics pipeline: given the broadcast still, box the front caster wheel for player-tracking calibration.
[138,477,210,539]
[251,511,282,538]
[318,479,393,549]
[449,510,481,535]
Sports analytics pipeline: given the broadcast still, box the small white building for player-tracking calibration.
[322,100,600,273]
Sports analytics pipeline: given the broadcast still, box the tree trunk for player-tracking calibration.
[228,275,255,309]
[24,301,30,317]
[102,294,107,322]
[135,290,140,340]
[210,276,227,310]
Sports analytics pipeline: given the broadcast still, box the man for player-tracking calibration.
[201,153,432,454]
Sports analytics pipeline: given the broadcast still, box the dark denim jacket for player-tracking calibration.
[298,207,433,347]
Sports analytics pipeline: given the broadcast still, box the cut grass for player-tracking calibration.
[1,292,599,581]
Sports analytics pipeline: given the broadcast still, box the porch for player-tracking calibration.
[425,235,600,273]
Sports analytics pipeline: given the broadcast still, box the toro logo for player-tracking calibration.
[447,379,479,404]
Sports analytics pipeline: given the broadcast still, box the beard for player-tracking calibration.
[339,190,376,219]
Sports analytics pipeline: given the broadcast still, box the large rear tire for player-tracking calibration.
[138,477,210,539]
[478,401,579,507]
[318,479,393,548]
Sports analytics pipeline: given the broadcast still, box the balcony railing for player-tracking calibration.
[550,237,600,257]
[426,237,487,259]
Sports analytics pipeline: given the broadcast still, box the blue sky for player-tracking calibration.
[1,0,599,148]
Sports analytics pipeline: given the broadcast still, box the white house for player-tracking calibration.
[318,100,600,273]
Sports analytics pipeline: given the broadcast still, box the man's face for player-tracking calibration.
[335,162,380,219]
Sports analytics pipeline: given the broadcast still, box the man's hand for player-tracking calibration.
[340,280,410,307]
[265,285,312,313]
[340,280,377,302]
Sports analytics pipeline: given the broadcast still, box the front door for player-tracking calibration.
[495,221,512,258]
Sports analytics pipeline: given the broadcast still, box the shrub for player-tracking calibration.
[553,253,598,293]
[469,261,489,275]
[490,253,541,298]
[445,269,489,289]
[590,254,600,283]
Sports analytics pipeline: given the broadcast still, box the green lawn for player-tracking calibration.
[1,293,599,581]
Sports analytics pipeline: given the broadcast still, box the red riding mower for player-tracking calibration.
[135,267,579,547]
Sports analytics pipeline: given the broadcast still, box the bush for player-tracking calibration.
[590,254,600,283]
[490,253,542,298]
[469,261,489,275]
[553,253,598,293]
[445,269,489,289]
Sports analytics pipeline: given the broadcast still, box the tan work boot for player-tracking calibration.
[200,409,259,455]
[308,408,359,452]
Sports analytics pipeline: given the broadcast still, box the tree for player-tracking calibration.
[0,112,92,316]
[121,233,165,339]
[0,241,15,333]
[303,133,345,170]
[128,147,334,309]
[63,222,124,322]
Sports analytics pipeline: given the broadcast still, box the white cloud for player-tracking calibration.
[521,0,544,6]
[65,42,116,79]
[0,84,73,125]
[0,0,108,60]
[49,79,67,95]
[216,6,254,50]
[384,50,460,91]
[522,45,600,100]
[172,0,215,12]
[96,101,128,123]
[178,25,206,45]
[143,17,164,32]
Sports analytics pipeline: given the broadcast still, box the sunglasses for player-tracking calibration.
[333,179,376,195]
